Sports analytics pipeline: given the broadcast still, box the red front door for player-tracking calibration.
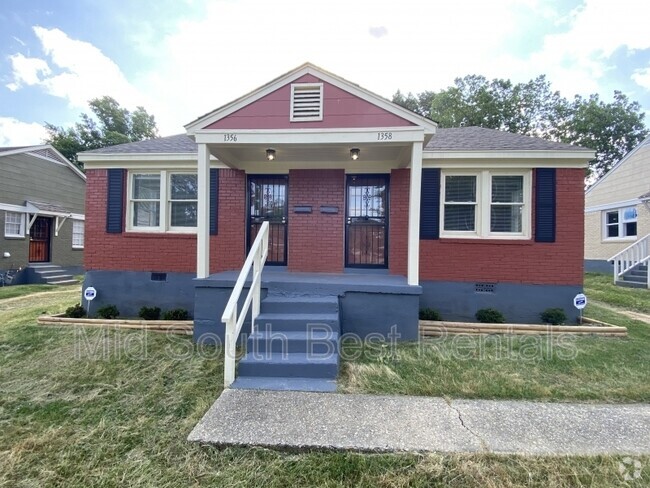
[29,216,51,263]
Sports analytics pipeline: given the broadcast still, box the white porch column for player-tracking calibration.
[196,143,210,279]
[407,141,423,286]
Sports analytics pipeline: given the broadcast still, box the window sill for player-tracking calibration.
[4,235,26,240]
[438,237,534,246]
[602,237,637,243]
[123,232,196,240]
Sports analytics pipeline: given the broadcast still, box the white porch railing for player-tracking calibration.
[608,233,650,287]
[221,221,269,387]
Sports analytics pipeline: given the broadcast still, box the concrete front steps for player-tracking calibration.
[29,264,78,285]
[231,294,340,393]
[617,264,649,289]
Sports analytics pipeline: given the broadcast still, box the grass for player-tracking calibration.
[1,284,649,486]
[0,282,62,300]
[584,272,650,314]
[340,276,650,402]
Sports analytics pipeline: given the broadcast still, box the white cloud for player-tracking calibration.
[515,0,650,98]
[632,66,650,90]
[6,53,51,91]
[31,26,144,109]
[0,117,48,146]
[7,26,146,111]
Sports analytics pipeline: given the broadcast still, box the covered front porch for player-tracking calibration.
[193,268,422,344]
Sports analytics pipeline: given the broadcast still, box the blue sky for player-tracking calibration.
[1,0,650,146]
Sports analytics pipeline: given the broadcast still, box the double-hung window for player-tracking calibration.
[72,220,84,249]
[128,171,197,232]
[603,207,637,240]
[441,170,531,239]
[4,211,25,238]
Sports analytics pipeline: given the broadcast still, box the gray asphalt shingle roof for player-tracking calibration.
[82,134,197,154]
[79,127,589,155]
[425,127,588,151]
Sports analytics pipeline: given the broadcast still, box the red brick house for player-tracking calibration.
[79,64,592,390]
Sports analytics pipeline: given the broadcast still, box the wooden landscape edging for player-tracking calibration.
[37,314,193,335]
[419,318,627,337]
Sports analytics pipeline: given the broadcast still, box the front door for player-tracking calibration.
[345,174,389,268]
[29,216,51,263]
[247,175,288,265]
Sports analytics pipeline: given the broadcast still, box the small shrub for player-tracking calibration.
[540,307,567,325]
[475,308,505,323]
[419,308,442,321]
[163,308,189,321]
[139,306,161,321]
[96,304,120,319]
[65,303,86,318]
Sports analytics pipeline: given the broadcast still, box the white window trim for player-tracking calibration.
[601,207,637,242]
[4,211,26,238]
[290,82,324,122]
[440,169,531,240]
[126,170,198,234]
[168,172,199,233]
[72,220,84,249]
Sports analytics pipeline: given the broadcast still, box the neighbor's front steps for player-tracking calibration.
[28,263,78,285]
[617,263,649,288]
[231,294,340,392]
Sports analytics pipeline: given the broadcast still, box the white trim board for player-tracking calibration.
[585,199,641,214]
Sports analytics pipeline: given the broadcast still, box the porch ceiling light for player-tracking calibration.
[350,148,360,161]
[266,148,276,161]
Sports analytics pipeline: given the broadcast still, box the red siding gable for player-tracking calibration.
[205,74,415,130]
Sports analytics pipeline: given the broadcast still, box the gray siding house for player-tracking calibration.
[0,145,86,284]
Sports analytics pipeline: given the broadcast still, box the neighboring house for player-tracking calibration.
[0,145,86,285]
[585,136,650,286]
[78,63,592,390]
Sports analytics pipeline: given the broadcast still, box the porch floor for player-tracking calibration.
[198,269,421,296]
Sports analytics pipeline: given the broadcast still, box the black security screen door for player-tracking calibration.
[29,216,51,263]
[248,175,288,265]
[346,174,389,268]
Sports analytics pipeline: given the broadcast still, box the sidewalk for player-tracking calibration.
[188,389,650,455]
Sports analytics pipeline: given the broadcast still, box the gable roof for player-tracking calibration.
[425,127,590,152]
[585,134,650,195]
[0,144,86,181]
[184,62,438,134]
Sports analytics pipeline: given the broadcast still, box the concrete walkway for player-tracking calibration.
[188,389,650,455]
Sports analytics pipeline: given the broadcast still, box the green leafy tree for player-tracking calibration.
[552,91,648,178]
[393,76,648,180]
[45,96,158,167]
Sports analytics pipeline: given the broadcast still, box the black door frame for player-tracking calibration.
[246,174,289,266]
[345,173,390,269]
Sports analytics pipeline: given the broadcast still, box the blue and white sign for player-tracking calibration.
[84,286,97,301]
[573,293,587,310]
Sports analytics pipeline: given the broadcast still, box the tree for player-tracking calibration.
[553,91,648,178]
[393,76,648,180]
[45,96,158,167]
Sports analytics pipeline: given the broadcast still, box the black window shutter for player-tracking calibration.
[535,168,556,242]
[106,169,125,233]
[210,168,219,235]
[420,168,441,239]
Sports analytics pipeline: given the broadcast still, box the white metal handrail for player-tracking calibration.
[221,221,269,387]
[608,233,650,285]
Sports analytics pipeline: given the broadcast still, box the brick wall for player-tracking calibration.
[389,168,409,276]
[287,169,345,272]
[420,168,585,285]
[85,169,246,273]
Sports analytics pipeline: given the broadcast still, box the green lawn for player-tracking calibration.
[340,276,650,402]
[584,272,650,313]
[1,283,649,486]
[0,282,61,300]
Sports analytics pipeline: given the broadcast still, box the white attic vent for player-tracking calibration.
[290,83,323,122]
